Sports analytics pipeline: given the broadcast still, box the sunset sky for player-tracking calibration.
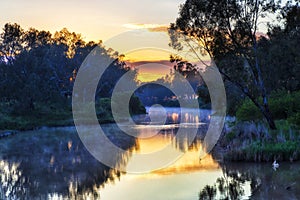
[0,0,184,42]
[0,0,189,82]
[0,0,270,82]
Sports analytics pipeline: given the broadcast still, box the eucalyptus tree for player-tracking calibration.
[170,0,282,129]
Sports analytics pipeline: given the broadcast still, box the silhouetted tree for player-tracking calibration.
[259,4,300,92]
[0,23,139,117]
[170,0,284,129]
[0,23,25,64]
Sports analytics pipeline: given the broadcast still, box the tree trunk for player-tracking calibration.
[249,97,277,130]
[262,104,277,130]
[252,28,277,130]
[218,69,277,130]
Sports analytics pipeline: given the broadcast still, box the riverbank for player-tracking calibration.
[213,120,300,162]
[0,109,75,131]
[0,96,146,132]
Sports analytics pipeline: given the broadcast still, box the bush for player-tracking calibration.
[225,131,236,141]
[288,113,300,127]
[236,99,263,121]
[129,95,146,115]
[236,90,300,121]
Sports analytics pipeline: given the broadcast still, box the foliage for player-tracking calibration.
[95,95,146,124]
[288,112,300,127]
[236,90,300,124]
[236,99,263,121]
[197,84,210,105]
[129,95,146,115]
[95,98,114,124]
[259,23,300,92]
[0,104,73,130]
[199,185,216,200]
[170,0,300,129]
[0,23,145,130]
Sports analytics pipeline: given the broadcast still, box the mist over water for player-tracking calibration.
[0,108,299,199]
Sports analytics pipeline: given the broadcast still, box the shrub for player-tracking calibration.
[225,131,236,141]
[236,90,300,121]
[288,112,300,127]
[129,95,146,115]
[236,99,263,121]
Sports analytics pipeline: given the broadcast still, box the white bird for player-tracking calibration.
[272,160,279,170]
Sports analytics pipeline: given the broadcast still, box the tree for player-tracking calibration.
[0,23,25,64]
[24,28,52,50]
[0,23,146,129]
[170,0,283,129]
[54,28,86,58]
[259,4,300,92]
[0,23,140,112]
[282,2,300,34]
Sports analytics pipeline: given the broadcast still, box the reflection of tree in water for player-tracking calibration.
[173,124,208,152]
[0,127,136,199]
[199,164,260,200]
[227,163,300,199]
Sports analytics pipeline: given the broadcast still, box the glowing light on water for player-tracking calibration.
[171,113,179,123]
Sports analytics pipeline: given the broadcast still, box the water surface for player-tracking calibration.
[0,108,299,199]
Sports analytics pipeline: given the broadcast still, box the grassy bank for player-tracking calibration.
[217,120,300,162]
[0,108,74,131]
[0,96,146,131]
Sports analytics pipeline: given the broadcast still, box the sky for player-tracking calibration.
[0,0,185,42]
[0,0,187,82]
[0,0,275,82]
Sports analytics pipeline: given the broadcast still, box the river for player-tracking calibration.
[0,108,299,199]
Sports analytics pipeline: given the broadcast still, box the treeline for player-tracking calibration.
[0,23,144,130]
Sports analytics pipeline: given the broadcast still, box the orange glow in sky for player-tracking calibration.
[129,61,174,83]
[124,49,171,62]
[0,0,185,42]
[0,0,209,83]
[124,49,173,82]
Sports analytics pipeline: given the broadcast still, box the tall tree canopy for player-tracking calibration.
[170,0,299,129]
[0,23,134,114]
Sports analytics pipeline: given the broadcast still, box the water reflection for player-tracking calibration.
[0,108,299,199]
[131,124,217,175]
[0,126,134,199]
[199,162,300,200]
[133,107,211,125]
[199,165,254,200]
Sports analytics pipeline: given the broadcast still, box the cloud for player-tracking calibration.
[123,23,168,32]
[148,26,168,32]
